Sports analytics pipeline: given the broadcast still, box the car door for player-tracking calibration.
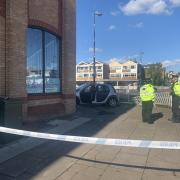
[96,84,110,102]
[80,85,93,103]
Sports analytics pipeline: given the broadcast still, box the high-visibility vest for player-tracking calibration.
[140,84,155,102]
[173,82,180,96]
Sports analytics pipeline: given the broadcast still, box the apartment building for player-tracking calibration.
[0,0,76,122]
[109,60,144,88]
[109,60,140,80]
[76,61,109,83]
[76,60,144,89]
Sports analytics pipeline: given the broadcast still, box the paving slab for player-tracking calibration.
[28,157,75,180]
[99,167,143,180]
[0,105,179,180]
[0,117,91,163]
[142,169,180,180]
[56,163,89,180]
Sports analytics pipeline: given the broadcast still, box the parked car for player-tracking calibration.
[76,83,119,107]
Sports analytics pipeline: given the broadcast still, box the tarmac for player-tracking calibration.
[0,104,180,180]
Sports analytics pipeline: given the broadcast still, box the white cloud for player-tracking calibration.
[88,48,103,53]
[107,57,127,63]
[170,0,180,7]
[108,25,116,30]
[110,11,119,16]
[162,59,180,67]
[133,22,144,28]
[119,0,172,15]
[109,58,122,62]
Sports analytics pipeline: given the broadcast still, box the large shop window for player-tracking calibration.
[27,28,60,94]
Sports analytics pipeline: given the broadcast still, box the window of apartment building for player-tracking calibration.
[123,66,127,69]
[96,66,102,72]
[131,73,136,77]
[97,74,102,78]
[77,67,82,72]
[84,74,89,77]
[78,66,88,71]
[131,65,135,69]
[77,74,84,78]
[110,74,121,78]
[123,73,136,77]
[110,67,116,70]
[27,28,61,94]
[110,67,117,73]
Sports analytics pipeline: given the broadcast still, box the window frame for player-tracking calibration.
[27,26,62,95]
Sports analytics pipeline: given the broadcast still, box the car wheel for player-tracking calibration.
[108,97,117,107]
[76,97,80,105]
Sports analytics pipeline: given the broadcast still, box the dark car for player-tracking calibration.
[76,83,119,107]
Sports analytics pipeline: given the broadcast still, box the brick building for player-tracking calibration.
[0,0,76,122]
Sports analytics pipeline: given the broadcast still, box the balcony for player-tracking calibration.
[110,70,116,73]
[122,69,131,72]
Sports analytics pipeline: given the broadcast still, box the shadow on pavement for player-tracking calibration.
[152,112,164,122]
[65,154,180,172]
[0,103,137,179]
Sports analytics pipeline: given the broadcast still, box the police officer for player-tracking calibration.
[170,76,180,123]
[140,79,156,124]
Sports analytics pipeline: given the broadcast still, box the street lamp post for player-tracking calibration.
[93,11,102,84]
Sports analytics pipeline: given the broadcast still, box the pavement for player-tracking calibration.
[0,104,180,180]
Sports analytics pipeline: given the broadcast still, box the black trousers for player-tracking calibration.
[172,95,180,122]
[142,101,153,123]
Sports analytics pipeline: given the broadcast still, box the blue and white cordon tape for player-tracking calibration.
[0,126,180,149]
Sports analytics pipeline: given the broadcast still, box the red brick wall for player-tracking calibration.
[0,0,5,96]
[28,0,62,36]
[5,0,28,98]
[0,0,76,122]
[26,0,76,121]
[28,103,65,122]
[0,0,5,17]
[0,17,5,96]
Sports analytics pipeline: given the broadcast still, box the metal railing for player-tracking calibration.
[154,92,172,107]
[117,91,172,107]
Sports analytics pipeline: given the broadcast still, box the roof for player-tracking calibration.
[77,60,107,66]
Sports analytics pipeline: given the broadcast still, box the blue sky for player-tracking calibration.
[76,0,180,72]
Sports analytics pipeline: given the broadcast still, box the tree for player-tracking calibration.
[144,63,165,86]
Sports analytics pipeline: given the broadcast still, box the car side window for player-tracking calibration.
[97,85,104,92]
[83,85,92,93]
[97,85,109,93]
[104,85,110,93]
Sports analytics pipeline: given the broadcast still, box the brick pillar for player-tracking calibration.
[5,0,28,98]
[0,0,5,96]
[5,0,28,121]
[62,0,76,114]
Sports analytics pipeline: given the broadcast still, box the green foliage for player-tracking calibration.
[145,63,166,86]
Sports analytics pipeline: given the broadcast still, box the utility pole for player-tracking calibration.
[93,11,102,84]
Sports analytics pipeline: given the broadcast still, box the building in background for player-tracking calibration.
[0,0,76,122]
[109,60,144,89]
[76,61,109,85]
[76,60,144,89]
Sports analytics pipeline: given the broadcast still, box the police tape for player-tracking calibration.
[0,126,180,149]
